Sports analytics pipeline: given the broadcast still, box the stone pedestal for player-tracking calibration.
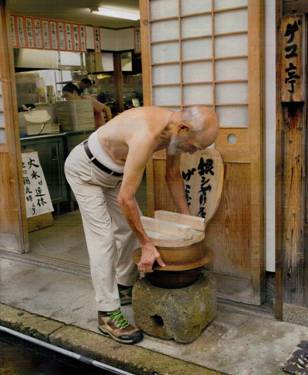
[132,273,216,343]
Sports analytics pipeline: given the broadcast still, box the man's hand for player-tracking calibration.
[138,242,166,273]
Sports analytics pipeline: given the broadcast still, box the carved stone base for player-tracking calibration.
[132,273,216,343]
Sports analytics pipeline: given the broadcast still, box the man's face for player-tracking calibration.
[167,134,203,155]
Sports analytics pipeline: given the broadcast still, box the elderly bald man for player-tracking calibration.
[64,106,218,345]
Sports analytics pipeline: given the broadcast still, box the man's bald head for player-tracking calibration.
[168,106,219,155]
[182,106,219,147]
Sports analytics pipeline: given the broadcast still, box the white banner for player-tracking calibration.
[22,152,54,218]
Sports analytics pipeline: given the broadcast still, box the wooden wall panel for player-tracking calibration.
[207,163,251,276]
[282,117,305,305]
[0,153,16,229]
[0,152,21,249]
[153,159,177,212]
[0,2,28,252]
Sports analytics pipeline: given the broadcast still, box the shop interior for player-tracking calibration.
[8,0,145,270]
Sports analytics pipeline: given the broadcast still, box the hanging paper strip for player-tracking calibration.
[65,23,73,50]
[42,20,50,49]
[9,16,17,48]
[25,18,34,48]
[34,19,43,49]
[100,28,104,51]
[50,21,58,49]
[94,27,101,52]
[80,25,86,51]
[73,24,80,51]
[57,22,66,50]
[17,17,26,47]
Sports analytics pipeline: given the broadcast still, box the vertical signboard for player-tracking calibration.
[281,16,304,102]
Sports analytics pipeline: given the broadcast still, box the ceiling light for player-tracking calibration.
[92,6,140,21]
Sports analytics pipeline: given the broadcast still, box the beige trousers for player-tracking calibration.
[64,143,140,311]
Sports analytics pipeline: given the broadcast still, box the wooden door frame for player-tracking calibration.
[274,0,283,320]
[0,0,28,252]
[275,0,308,321]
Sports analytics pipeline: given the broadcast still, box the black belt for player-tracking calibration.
[83,140,123,177]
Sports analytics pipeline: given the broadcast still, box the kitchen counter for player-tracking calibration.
[20,129,92,141]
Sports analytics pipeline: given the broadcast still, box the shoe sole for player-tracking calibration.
[97,325,143,345]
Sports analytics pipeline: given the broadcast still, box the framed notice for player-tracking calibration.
[22,152,54,218]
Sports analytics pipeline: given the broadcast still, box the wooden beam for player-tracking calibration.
[275,0,283,320]
[140,0,155,217]
[278,14,305,307]
[248,0,265,303]
[113,52,124,113]
[282,104,305,305]
[0,2,28,252]
[305,16,308,309]
[139,0,152,106]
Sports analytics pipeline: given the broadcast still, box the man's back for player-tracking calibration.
[96,107,172,165]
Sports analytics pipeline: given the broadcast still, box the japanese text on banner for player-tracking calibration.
[22,152,54,218]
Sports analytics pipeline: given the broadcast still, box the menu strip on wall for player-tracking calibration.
[10,15,88,52]
[10,15,137,53]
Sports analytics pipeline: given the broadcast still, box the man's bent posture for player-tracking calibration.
[64,106,218,344]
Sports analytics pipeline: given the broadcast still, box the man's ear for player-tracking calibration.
[176,122,192,136]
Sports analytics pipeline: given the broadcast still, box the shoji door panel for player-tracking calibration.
[141,0,264,304]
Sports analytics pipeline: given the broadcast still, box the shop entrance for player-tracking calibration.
[0,0,144,274]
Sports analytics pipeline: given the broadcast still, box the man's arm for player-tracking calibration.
[118,135,165,273]
[165,153,190,215]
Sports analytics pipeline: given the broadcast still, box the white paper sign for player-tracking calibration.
[22,152,54,218]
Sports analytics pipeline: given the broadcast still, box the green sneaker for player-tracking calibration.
[118,284,132,306]
[98,309,143,344]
